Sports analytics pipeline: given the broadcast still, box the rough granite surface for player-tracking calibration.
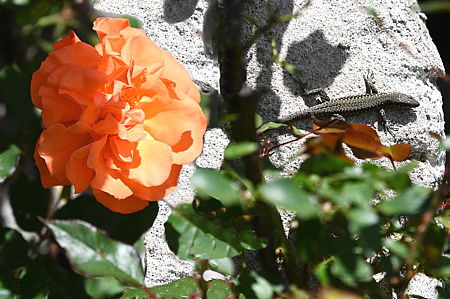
[93,0,445,297]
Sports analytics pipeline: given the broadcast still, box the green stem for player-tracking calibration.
[46,185,71,219]
[217,0,305,288]
[194,260,209,299]
[398,148,450,298]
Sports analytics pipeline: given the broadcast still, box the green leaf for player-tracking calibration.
[121,287,150,299]
[378,185,431,216]
[18,255,90,299]
[329,234,373,287]
[208,258,235,276]
[439,136,450,151]
[166,204,266,260]
[255,113,263,128]
[314,259,332,286]
[56,195,158,245]
[45,220,144,285]
[330,255,373,287]
[331,181,375,208]
[384,239,409,259]
[290,125,306,136]
[13,0,55,25]
[364,6,379,17]
[149,276,199,298]
[347,208,381,253]
[295,219,332,263]
[222,167,257,198]
[260,179,318,219]
[282,62,301,76]
[0,227,28,296]
[438,208,450,230]
[236,272,283,299]
[299,153,352,176]
[10,173,49,232]
[0,227,29,271]
[118,15,142,28]
[84,277,125,299]
[437,283,450,299]
[191,168,242,206]
[0,283,15,299]
[422,223,448,265]
[429,256,450,278]
[200,91,212,124]
[208,280,235,299]
[0,144,21,182]
[420,1,450,13]
[199,89,219,128]
[376,162,415,192]
[224,142,258,160]
[0,66,36,127]
[257,122,287,134]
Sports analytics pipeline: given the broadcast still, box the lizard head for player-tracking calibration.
[391,93,420,107]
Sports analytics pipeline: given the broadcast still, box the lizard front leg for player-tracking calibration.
[364,69,379,95]
[303,88,330,103]
[364,71,396,137]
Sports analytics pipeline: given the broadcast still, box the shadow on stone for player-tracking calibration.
[163,0,199,23]
[283,30,350,106]
[245,0,296,123]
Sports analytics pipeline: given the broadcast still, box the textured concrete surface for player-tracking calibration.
[93,0,445,297]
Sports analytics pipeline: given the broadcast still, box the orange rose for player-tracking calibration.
[31,18,207,214]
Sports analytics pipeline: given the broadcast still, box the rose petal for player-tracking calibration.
[92,189,148,214]
[120,34,164,70]
[87,136,107,169]
[92,113,121,135]
[31,42,102,108]
[31,17,207,214]
[161,50,200,103]
[142,95,206,164]
[40,89,82,127]
[58,67,108,104]
[93,17,130,40]
[34,147,69,188]
[118,124,146,142]
[109,136,136,163]
[52,42,101,68]
[85,136,133,199]
[98,56,128,79]
[66,145,95,193]
[127,164,182,201]
[90,159,134,200]
[171,128,205,165]
[53,30,81,50]
[30,57,59,109]
[124,138,173,187]
[37,124,92,182]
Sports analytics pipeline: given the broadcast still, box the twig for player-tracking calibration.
[398,144,450,298]
[217,0,305,288]
[46,185,71,219]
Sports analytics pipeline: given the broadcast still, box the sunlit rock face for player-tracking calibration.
[94,0,445,297]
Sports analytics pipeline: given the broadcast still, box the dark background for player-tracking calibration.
[419,0,450,134]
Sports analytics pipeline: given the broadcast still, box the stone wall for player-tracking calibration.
[93,0,445,297]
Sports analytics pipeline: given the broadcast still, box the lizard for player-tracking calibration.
[277,72,420,125]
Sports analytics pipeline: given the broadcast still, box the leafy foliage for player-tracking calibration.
[0,2,160,298]
[56,195,158,245]
[0,144,21,183]
[0,1,448,298]
[45,220,145,285]
[166,203,267,260]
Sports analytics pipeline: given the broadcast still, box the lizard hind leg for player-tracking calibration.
[303,88,330,103]
[377,108,398,142]
[364,70,379,95]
